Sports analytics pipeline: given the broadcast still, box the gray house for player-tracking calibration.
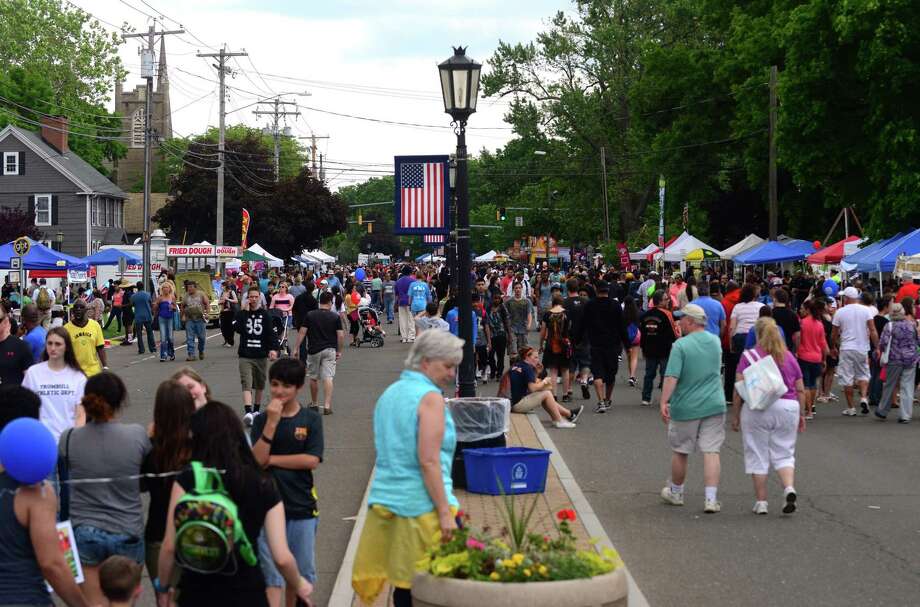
[0,116,128,257]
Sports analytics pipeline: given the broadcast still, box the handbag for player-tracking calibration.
[736,349,788,411]
[880,330,892,366]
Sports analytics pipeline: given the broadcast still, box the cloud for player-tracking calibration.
[72,0,567,189]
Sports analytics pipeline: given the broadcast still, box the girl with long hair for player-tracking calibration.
[157,401,314,607]
[796,300,829,419]
[64,372,151,605]
[171,366,211,408]
[732,318,806,515]
[23,327,87,444]
[143,380,196,603]
[154,282,177,361]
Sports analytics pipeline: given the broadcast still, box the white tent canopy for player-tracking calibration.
[247,243,284,268]
[474,250,497,262]
[719,234,765,260]
[302,249,335,263]
[630,243,658,261]
[657,231,720,262]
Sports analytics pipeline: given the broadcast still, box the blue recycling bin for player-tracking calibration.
[462,447,551,495]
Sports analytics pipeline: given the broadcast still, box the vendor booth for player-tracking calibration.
[246,243,284,268]
[719,234,765,260]
[656,231,720,262]
[733,240,810,265]
[807,236,863,265]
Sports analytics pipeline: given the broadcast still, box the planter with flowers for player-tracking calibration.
[412,494,628,607]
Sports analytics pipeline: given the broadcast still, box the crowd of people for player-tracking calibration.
[1,256,917,607]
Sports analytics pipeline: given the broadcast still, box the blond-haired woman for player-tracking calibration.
[732,317,806,516]
[154,283,177,361]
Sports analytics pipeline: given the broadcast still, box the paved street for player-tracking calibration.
[94,328,919,607]
[480,357,920,607]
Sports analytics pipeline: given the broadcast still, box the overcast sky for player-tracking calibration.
[72,0,571,190]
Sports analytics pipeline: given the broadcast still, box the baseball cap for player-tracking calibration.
[842,286,859,299]
[673,303,707,323]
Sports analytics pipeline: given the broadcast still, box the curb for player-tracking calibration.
[528,414,650,607]
[328,466,375,607]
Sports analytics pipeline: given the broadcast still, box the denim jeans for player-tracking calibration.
[383,295,395,322]
[185,319,206,357]
[158,316,175,359]
[642,356,668,402]
[134,319,156,353]
[257,517,317,586]
[73,524,144,566]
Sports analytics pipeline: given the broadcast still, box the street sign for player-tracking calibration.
[515,216,523,227]
[13,238,30,257]
[10,256,21,270]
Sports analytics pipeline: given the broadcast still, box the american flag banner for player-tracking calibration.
[393,155,450,235]
[423,234,446,244]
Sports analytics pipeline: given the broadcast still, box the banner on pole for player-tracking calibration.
[393,155,450,235]
[241,208,251,249]
[617,242,631,270]
[422,234,446,245]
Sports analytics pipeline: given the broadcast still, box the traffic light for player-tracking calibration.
[357,211,363,225]
[367,222,373,234]
[498,207,507,221]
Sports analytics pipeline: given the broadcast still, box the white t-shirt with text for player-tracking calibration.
[23,362,87,443]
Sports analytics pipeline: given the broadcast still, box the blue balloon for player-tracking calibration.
[0,418,57,485]
[823,279,840,297]
[355,268,366,281]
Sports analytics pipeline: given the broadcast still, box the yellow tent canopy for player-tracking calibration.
[685,248,721,261]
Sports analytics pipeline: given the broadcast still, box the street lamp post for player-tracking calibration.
[439,46,481,398]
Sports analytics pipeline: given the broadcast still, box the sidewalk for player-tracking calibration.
[337,411,647,607]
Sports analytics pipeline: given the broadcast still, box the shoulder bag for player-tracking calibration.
[735,349,787,411]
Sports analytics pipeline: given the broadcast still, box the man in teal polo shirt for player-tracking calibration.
[658,303,726,514]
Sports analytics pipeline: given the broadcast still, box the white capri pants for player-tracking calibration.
[740,398,800,475]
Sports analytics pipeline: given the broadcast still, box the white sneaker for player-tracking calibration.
[660,486,684,506]
[475,370,483,379]
[753,501,769,515]
[553,420,576,429]
[841,408,857,416]
[641,400,651,406]
[704,499,722,513]
[243,412,255,427]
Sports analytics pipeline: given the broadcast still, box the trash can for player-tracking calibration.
[447,397,510,490]
[463,447,552,495]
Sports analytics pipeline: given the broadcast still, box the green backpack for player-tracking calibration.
[173,461,257,574]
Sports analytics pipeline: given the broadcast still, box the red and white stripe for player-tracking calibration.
[401,162,444,229]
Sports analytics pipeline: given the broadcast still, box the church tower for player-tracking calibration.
[113,37,173,191]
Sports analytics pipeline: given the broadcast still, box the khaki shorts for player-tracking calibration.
[307,348,337,380]
[668,413,726,454]
[239,357,269,391]
[511,391,545,414]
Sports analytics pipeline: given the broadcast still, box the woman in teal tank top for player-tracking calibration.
[352,330,464,607]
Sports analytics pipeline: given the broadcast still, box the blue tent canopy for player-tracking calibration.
[782,239,818,257]
[851,228,920,273]
[734,240,810,265]
[81,248,141,266]
[842,233,904,270]
[0,238,88,270]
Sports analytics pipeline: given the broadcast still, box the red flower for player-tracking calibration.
[556,509,577,522]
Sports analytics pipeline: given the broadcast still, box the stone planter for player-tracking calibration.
[411,568,628,607]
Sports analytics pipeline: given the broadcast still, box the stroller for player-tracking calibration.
[269,309,291,357]
[356,306,385,348]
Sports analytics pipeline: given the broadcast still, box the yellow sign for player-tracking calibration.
[13,237,30,257]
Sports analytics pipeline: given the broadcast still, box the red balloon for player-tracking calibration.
[813,240,822,249]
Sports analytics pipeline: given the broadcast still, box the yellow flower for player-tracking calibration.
[502,558,516,569]
[511,553,525,565]
[489,572,501,581]
[538,565,549,576]
[523,568,531,577]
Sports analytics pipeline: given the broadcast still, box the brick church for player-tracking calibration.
[113,37,173,240]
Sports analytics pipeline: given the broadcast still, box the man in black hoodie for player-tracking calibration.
[638,290,678,406]
[578,280,631,413]
[236,285,280,426]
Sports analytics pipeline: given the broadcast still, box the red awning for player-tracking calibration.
[28,270,66,278]
[807,235,860,264]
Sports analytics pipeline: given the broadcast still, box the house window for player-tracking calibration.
[3,152,18,175]
[91,198,99,226]
[115,201,122,227]
[35,194,52,226]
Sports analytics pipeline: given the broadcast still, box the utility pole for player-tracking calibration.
[298,134,330,178]
[197,45,247,265]
[600,146,611,243]
[253,98,300,181]
[124,23,183,294]
[768,65,778,240]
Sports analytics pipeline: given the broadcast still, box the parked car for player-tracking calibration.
[175,271,221,328]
